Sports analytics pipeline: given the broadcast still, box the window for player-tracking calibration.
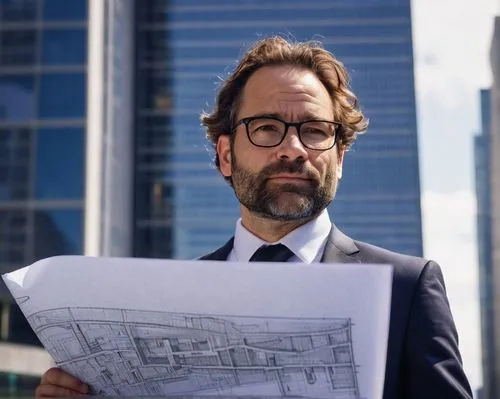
[0,210,28,272]
[39,73,86,119]
[0,29,37,66]
[0,128,32,201]
[0,75,36,122]
[0,0,36,22]
[169,4,409,22]
[7,304,43,346]
[35,127,84,199]
[41,28,87,65]
[137,69,172,109]
[134,226,173,259]
[33,209,83,261]
[43,0,87,21]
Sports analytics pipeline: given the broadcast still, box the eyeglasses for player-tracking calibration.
[232,116,341,151]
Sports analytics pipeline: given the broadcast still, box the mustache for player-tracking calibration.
[260,159,319,180]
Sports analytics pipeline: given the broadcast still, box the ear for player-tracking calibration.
[217,134,232,178]
[336,147,345,180]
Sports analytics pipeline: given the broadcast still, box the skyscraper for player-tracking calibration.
[136,0,423,260]
[474,88,494,399]
[490,15,500,399]
[0,0,137,392]
[0,0,89,391]
[0,0,423,394]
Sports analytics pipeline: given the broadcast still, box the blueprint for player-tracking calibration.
[2,256,392,398]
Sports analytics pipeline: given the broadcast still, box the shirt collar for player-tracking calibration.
[233,209,331,263]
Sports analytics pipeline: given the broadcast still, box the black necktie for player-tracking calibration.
[249,244,294,262]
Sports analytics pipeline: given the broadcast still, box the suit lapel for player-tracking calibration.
[321,224,361,264]
[198,237,234,261]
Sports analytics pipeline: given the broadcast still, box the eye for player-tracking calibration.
[255,124,280,132]
[303,127,328,135]
[248,118,283,134]
[302,122,335,137]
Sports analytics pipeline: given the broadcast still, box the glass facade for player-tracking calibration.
[136,0,423,259]
[475,89,495,398]
[0,0,87,349]
[0,75,36,121]
[41,27,87,65]
[35,127,84,200]
[134,2,176,259]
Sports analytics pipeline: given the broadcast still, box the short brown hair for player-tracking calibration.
[201,36,369,171]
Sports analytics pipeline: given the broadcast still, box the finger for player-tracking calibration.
[41,368,88,393]
[35,384,87,398]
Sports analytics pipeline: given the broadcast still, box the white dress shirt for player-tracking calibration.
[227,209,332,263]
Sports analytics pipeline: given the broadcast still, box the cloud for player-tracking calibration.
[421,190,482,390]
[413,0,497,106]
[412,0,498,193]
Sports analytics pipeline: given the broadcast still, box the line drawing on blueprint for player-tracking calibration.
[28,308,361,398]
[15,296,30,305]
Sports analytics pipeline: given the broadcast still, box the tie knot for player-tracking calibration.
[249,244,294,262]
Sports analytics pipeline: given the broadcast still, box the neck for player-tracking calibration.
[240,207,317,242]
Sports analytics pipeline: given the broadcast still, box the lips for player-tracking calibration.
[268,174,310,180]
[267,175,312,185]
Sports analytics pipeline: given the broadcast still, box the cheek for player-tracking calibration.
[234,141,267,171]
[310,154,333,178]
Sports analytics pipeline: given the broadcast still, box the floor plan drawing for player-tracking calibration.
[29,308,361,398]
[3,255,392,397]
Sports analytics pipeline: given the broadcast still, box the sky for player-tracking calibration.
[412,0,499,391]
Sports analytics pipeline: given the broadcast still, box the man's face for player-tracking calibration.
[217,65,345,221]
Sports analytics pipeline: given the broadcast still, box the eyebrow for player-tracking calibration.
[248,112,330,121]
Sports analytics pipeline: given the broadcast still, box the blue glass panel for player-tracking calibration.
[39,73,86,119]
[0,75,36,122]
[0,29,37,66]
[170,0,406,5]
[166,42,411,60]
[43,0,87,21]
[0,128,32,201]
[35,127,84,199]
[33,209,83,259]
[169,5,409,22]
[42,28,87,65]
[0,210,28,272]
[168,24,410,42]
[135,226,174,259]
[340,155,419,194]
[0,0,37,21]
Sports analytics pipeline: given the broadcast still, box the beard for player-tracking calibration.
[230,151,337,221]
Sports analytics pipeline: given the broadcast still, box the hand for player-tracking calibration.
[35,367,89,397]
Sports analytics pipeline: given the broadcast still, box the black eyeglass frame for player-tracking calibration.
[231,115,342,151]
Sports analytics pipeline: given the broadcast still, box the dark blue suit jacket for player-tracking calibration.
[199,224,473,399]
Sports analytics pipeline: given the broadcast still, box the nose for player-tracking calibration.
[275,127,308,160]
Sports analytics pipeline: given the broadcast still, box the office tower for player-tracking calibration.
[137,0,423,260]
[476,15,500,399]
[0,0,135,393]
[0,0,89,375]
[490,15,500,399]
[474,88,494,399]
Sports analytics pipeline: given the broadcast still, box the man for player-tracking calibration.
[35,37,472,398]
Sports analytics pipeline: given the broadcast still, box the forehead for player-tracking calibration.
[238,65,334,120]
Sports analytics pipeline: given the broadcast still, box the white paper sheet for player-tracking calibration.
[2,256,392,398]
